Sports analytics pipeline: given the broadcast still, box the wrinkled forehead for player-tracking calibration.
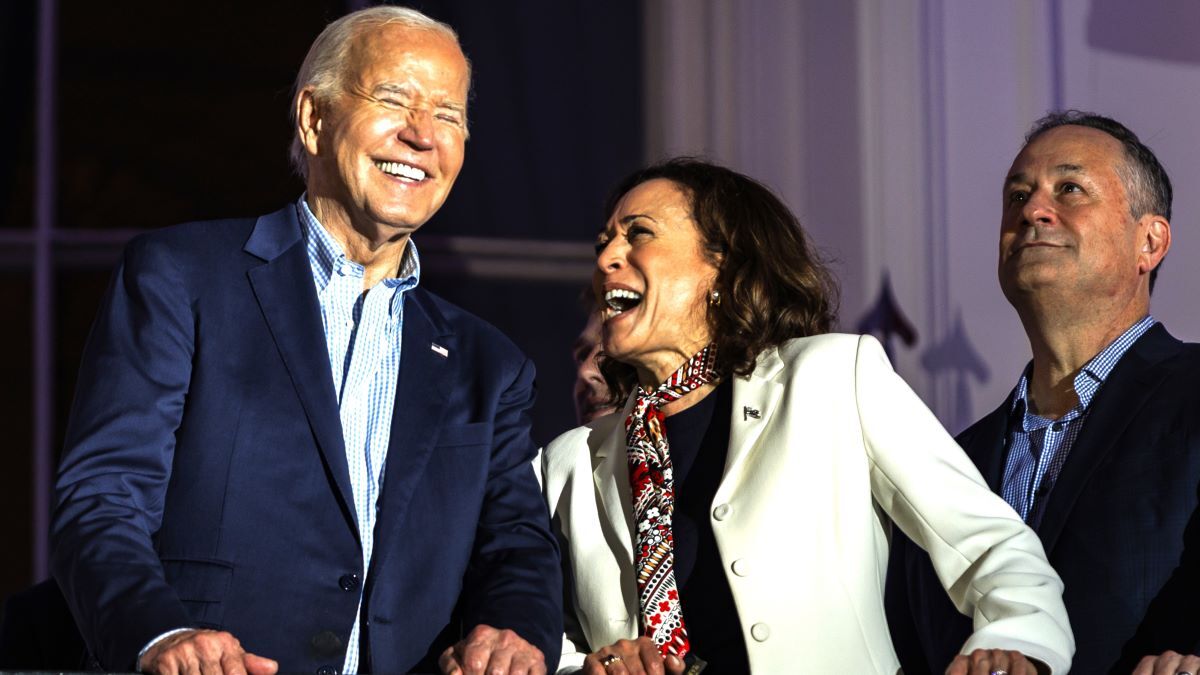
[1010,125,1125,175]
[344,23,470,98]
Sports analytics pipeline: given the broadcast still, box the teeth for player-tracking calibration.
[375,161,426,181]
[603,288,643,316]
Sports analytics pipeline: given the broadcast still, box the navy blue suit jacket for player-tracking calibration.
[886,324,1200,674]
[50,206,562,673]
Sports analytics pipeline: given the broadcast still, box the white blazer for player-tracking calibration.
[542,334,1073,674]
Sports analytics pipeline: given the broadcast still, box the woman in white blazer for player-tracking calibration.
[541,159,1073,675]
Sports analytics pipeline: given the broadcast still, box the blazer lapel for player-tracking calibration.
[368,290,455,574]
[593,396,637,567]
[958,401,1011,493]
[1037,324,1183,552]
[719,348,785,500]
[245,207,356,530]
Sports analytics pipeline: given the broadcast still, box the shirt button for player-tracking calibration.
[338,573,360,591]
[750,622,771,642]
[1051,422,1063,432]
[713,504,732,521]
[731,559,750,577]
[316,666,338,675]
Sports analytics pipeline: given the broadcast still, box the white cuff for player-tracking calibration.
[137,627,195,671]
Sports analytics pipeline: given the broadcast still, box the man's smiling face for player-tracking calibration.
[305,23,469,238]
[999,124,1145,309]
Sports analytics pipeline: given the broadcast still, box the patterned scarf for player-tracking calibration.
[625,344,718,659]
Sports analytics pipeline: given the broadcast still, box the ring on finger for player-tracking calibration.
[990,671,1008,675]
[600,654,623,668]
[1176,671,1193,675]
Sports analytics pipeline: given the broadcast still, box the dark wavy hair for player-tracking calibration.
[599,157,839,403]
[1025,110,1173,291]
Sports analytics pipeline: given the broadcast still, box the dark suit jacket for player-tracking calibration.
[887,323,1200,674]
[50,205,562,673]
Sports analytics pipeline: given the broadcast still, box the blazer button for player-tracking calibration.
[731,558,750,577]
[316,666,338,675]
[750,622,770,642]
[339,573,360,591]
[712,504,732,521]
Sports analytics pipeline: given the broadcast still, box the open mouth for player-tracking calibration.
[375,160,427,182]
[603,288,643,320]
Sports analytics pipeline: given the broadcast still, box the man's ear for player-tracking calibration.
[297,88,324,158]
[1138,214,1171,275]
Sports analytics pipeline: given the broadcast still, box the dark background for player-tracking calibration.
[0,0,642,604]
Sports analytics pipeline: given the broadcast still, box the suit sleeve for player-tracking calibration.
[551,521,590,674]
[854,335,1075,674]
[50,235,196,669]
[460,356,564,671]
[1117,461,1200,667]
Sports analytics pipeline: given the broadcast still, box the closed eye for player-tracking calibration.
[626,224,653,241]
[572,345,589,365]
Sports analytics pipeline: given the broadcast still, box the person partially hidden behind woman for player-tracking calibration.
[541,158,1074,675]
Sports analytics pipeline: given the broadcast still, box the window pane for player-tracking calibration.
[57,1,344,230]
[0,1,35,230]
[0,274,33,599]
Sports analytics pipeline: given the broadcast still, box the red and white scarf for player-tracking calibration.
[625,344,718,659]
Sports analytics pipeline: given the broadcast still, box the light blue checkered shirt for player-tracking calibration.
[298,197,420,674]
[1000,315,1155,528]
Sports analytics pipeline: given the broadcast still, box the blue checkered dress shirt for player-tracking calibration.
[1000,315,1155,528]
[298,197,420,674]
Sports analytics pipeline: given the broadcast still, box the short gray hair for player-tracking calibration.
[288,6,469,179]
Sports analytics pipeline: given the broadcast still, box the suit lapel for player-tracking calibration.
[719,348,785,501]
[593,396,637,566]
[369,290,455,573]
[958,401,1011,493]
[245,207,356,530]
[1037,324,1183,553]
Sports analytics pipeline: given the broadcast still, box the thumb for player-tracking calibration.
[244,653,279,675]
[665,654,686,675]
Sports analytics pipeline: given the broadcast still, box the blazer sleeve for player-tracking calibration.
[551,549,590,674]
[49,234,196,670]
[853,336,1075,674]
[458,355,564,672]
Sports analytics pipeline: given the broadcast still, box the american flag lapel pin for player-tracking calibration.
[431,343,449,358]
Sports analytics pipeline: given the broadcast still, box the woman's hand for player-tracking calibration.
[582,637,685,675]
[1133,650,1200,675]
[946,648,1040,675]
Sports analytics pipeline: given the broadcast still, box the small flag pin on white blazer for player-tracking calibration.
[743,406,760,420]
[431,343,449,358]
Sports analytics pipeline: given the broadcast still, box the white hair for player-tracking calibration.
[288,5,469,178]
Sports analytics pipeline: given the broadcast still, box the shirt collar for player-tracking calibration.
[1009,315,1156,428]
[297,195,422,298]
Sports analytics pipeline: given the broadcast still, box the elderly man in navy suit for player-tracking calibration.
[887,111,1200,674]
[50,6,560,674]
